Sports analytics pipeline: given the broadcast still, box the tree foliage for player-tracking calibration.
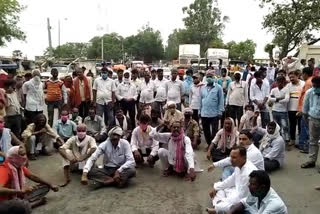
[51,43,88,59]
[264,43,275,62]
[226,40,256,61]
[0,0,25,46]
[260,0,320,59]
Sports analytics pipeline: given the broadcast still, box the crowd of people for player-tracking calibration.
[0,56,319,213]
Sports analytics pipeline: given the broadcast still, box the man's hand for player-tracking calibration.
[21,186,33,195]
[81,173,88,185]
[113,170,121,183]
[296,112,302,117]
[50,184,59,192]
[188,168,196,182]
[133,150,142,162]
[206,151,211,161]
[209,187,217,198]
[56,137,64,146]
[254,111,260,118]
[70,158,78,164]
[147,155,154,164]
[208,164,215,172]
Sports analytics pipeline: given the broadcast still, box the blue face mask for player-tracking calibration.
[206,77,214,84]
[101,73,108,80]
[186,76,193,81]
[314,87,320,95]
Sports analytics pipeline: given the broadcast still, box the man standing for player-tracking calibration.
[200,71,224,150]
[44,68,68,127]
[182,69,193,107]
[153,69,168,117]
[115,69,124,87]
[74,68,92,118]
[250,71,270,128]
[226,71,248,126]
[81,126,136,188]
[116,71,137,129]
[139,71,156,109]
[206,146,257,214]
[189,73,204,123]
[287,70,304,148]
[297,67,314,153]
[93,68,116,127]
[22,69,45,125]
[301,76,320,170]
[165,69,184,111]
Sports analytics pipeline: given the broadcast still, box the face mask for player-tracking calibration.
[187,76,193,81]
[206,77,214,84]
[139,124,148,131]
[77,131,86,140]
[246,110,254,118]
[61,115,69,122]
[124,78,130,83]
[8,154,27,168]
[0,122,4,130]
[314,87,320,95]
[33,76,41,82]
[102,73,108,80]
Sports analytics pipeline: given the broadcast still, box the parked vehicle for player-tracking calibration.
[179,44,200,68]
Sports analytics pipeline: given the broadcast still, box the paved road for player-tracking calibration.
[28,143,320,214]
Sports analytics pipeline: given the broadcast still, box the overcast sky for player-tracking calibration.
[0,0,273,59]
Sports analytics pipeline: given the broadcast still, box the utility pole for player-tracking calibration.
[58,19,61,47]
[47,18,53,53]
[101,37,104,60]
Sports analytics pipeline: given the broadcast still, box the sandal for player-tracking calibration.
[301,161,316,168]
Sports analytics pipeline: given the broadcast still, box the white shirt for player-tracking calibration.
[267,67,275,82]
[269,86,290,112]
[250,81,270,111]
[83,138,135,173]
[214,161,257,205]
[22,79,45,111]
[154,78,168,102]
[93,77,116,105]
[189,83,204,110]
[151,131,194,170]
[165,79,183,104]
[131,126,159,156]
[131,78,142,93]
[213,144,265,170]
[139,80,156,104]
[287,80,305,111]
[116,81,138,101]
[226,81,248,106]
[241,188,288,214]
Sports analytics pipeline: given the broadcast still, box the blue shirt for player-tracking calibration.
[303,88,320,119]
[183,76,193,105]
[200,84,224,117]
[54,119,77,139]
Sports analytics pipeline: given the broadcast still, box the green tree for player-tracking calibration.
[260,0,320,59]
[52,43,88,58]
[165,29,187,60]
[0,0,25,46]
[87,33,123,62]
[182,0,226,54]
[227,40,256,61]
[264,43,275,62]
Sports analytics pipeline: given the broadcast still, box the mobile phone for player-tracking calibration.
[0,156,4,163]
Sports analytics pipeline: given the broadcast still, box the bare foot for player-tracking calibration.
[315,186,320,191]
[206,207,216,214]
[102,177,115,185]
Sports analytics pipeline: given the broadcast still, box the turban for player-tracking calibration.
[183,108,193,114]
[108,126,123,137]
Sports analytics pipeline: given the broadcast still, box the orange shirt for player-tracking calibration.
[298,77,313,112]
[45,80,64,102]
[0,162,30,201]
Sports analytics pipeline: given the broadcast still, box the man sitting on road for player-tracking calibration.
[0,146,59,214]
[54,109,77,142]
[81,126,136,188]
[22,114,64,160]
[206,146,257,214]
[227,170,288,214]
[208,130,264,181]
[58,124,97,187]
[131,114,159,167]
[70,107,82,125]
[83,107,107,143]
[112,108,132,142]
[151,121,196,181]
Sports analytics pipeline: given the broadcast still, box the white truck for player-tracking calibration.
[298,44,320,65]
[205,48,229,68]
[178,44,200,68]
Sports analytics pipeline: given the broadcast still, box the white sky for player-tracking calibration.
[0,0,273,59]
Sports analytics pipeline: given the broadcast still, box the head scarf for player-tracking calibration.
[183,108,193,114]
[108,126,123,137]
[259,122,281,151]
[6,146,27,192]
[217,118,238,152]
[166,101,176,108]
